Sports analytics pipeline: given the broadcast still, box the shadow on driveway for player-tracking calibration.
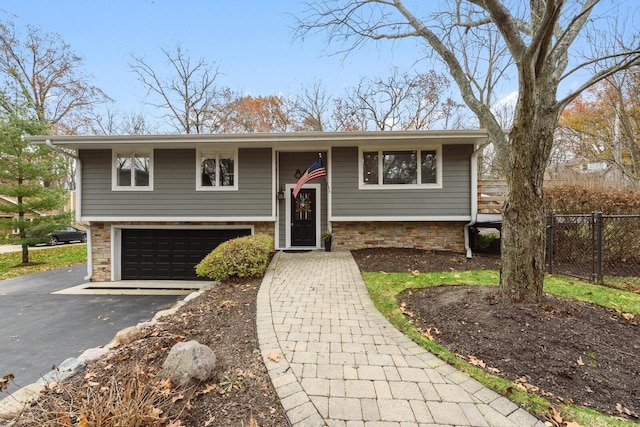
[0,264,180,393]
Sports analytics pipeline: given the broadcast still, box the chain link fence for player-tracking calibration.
[546,213,640,285]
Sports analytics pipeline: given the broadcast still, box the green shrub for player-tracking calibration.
[195,234,274,281]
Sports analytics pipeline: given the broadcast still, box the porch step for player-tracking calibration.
[52,280,214,296]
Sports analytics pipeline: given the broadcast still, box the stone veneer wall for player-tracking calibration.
[89,221,275,282]
[331,221,465,252]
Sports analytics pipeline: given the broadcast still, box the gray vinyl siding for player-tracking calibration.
[81,148,272,217]
[332,145,472,217]
[277,151,328,247]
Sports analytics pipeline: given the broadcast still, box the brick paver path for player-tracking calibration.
[257,251,545,426]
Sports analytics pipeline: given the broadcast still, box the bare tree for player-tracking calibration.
[130,44,223,134]
[331,68,453,131]
[87,107,160,136]
[0,18,110,132]
[290,79,334,131]
[297,0,640,302]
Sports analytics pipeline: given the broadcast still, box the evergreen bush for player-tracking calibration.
[195,234,273,281]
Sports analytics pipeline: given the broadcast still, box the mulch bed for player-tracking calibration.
[352,248,639,421]
[351,247,501,272]
[7,248,639,425]
[10,279,288,427]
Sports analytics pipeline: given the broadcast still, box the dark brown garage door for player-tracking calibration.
[121,228,251,280]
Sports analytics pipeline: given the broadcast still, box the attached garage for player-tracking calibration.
[120,228,252,280]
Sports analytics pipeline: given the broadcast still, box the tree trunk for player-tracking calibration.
[18,206,29,264]
[499,177,546,303]
[499,108,556,303]
[22,244,29,265]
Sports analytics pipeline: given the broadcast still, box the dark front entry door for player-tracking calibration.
[291,188,316,247]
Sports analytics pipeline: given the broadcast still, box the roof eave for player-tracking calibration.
[25,130,490,150]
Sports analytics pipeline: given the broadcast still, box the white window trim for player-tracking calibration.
[111,150,154,191]
[358,146,442,190]
[195,148,239,191]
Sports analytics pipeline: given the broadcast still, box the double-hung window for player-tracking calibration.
[112,151,153,191]
[196,149,238,191]
[359,147,441,189]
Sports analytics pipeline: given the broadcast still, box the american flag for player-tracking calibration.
[293,158,327,198]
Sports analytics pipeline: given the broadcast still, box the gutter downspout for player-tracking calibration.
[464,144,481,259]
[45,140,93,281]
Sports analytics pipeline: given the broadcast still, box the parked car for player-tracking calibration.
[30,226,87,246]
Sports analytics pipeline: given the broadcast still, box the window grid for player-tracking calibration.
[197,149,237,191]
[361,148,439,188]
[114,151,152,190]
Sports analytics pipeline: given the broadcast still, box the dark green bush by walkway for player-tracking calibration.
[195,234,274,281]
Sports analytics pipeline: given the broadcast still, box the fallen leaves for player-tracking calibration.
[422,327,440,341]
[268,352,281,363]
[467,355,486,368]
[0,373,14,392]
[616,403,639,418]
[399,302,414,318]
[620,311,636,324]
[547,407,582,427]
[196,382,218,396]
[144,406,163,424]
[157,377,176,396]
[465,355,502,375]
[514,376,540,393]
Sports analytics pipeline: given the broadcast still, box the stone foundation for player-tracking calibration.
[331,221,465,252]
[89,221,275,282]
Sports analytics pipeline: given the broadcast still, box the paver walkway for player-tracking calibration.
[257,251,546,427]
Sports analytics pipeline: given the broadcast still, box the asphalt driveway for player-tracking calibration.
[0,264,180,393]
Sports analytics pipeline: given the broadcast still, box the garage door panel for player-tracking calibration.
[121,228,252,280]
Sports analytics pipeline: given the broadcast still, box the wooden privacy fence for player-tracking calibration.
[477,180,507,214]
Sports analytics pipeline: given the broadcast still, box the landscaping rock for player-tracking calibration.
[158,340,217,386]
[0,382,45,419]
[38,358,85,385]
[136,320,161,329]
[152,305,180,321]
[78,346,110,363]
[183,291,201,303]
[110,325,146,347]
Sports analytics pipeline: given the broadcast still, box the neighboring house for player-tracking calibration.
[0,192,78,239]
[0,196,45,238]
[28,130,489,282]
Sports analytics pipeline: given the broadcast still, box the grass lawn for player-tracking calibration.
[363,270,640,427]
[0,244,87,281]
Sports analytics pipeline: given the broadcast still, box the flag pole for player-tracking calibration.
[319,152,331,193]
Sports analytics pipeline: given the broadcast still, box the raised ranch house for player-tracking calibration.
[28,130,500,282]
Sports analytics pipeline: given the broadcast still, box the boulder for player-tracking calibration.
[110,325,146,347]
[78,346,110,363]
[158,340,216,386]
[38,358,85,385]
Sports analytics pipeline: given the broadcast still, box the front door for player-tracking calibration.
[291,188,316,246]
